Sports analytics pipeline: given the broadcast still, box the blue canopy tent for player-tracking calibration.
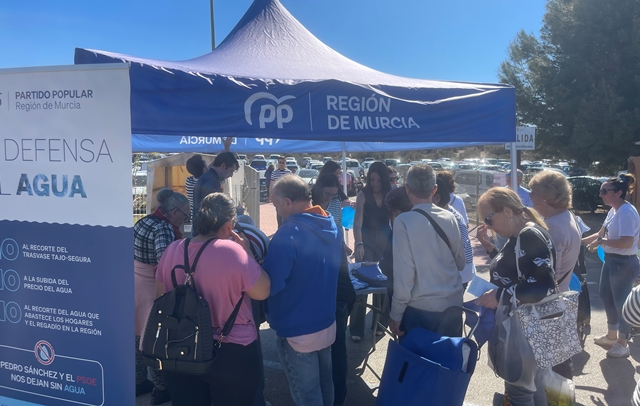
[75,0,515,146]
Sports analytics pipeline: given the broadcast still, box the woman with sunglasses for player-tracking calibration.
[475,187,556,406]
[133,188,190,404]
[583,174,640,358]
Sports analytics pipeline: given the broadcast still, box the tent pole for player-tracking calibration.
[342,142,349,244]
[210,0,216,50]
[341,142,348,196]
[510,142,517,190]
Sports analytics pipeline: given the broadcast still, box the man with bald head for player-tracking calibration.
[263,175,342,406]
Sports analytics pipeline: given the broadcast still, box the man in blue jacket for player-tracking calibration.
[263,175,342,406]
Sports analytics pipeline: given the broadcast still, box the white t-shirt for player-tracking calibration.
[603,203,640,255]
[449,193,469,226]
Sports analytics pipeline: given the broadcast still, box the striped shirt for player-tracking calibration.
[185,175,197,221]
[133,216,176,265]
[623,286,640,406]
[327,196,343,229]
[448,206,476,284]
[270,168,291,184]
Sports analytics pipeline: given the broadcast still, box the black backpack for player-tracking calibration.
[142,238,245,375]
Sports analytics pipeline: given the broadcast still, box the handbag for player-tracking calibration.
[512,227,582,369]
[487,291,538,391]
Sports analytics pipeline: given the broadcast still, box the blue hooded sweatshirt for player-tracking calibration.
[262,209,342,338]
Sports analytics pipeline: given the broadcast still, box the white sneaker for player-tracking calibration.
[607,342,630,358]
[594,334,617,348]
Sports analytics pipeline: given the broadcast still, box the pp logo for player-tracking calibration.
[244,92,295,129]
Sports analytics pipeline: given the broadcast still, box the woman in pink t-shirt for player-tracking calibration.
[156,193,270,406]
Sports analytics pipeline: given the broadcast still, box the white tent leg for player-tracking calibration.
[510,142,517,190]
[342,142,349,244]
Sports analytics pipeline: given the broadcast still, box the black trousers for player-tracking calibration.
[163,340,261,406]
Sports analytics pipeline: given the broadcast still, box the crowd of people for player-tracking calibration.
[132,154,640,406]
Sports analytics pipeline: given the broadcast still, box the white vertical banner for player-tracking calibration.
[0,64,134,406]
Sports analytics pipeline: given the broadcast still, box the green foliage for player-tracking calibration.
[499,0,640,175]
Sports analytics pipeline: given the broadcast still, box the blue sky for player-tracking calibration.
[0,0,547,83]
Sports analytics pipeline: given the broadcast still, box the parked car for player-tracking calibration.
[454,170,498,200]
[421,160,445,171]
[567,167,588,177]
[255,154,266,160]
[250,159,268,170]
[361,161,379,176]
[384,158,401,167]
[526,166,568,177]
[310,164,324,171]
[237,154,247,164]
[345,159,364,178]
[268,154,280,160]
[323,156,333,164]
[286,164,300,173]
[454,182,473,211]
[567,176,604,213]
[302,157,312,167]
[298,169,319,186]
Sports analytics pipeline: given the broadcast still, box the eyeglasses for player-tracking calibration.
[599,188,615,195]
[390,177,398,182]
[173,206,189,220]
[324,190,338,199]
[484,210,501,227]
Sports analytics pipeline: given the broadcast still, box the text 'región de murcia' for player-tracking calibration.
[325,95,420,131]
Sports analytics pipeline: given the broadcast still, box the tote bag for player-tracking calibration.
[513,227,582,369]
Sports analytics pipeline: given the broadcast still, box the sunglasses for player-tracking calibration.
[390,177,398,182]
[599,188,615,195]
[484,210,501,227]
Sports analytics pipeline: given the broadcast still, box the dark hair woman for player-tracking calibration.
[351,161,392,342]
[319,161,352,229]
[134,188,189,403]
[155,193,271,406]
[584,173,640,358]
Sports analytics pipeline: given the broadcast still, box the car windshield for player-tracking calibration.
[298,169,318,178]
[251,160,267,167]
[346,161,359,167]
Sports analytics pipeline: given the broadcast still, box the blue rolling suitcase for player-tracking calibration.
[376,307,479,406]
